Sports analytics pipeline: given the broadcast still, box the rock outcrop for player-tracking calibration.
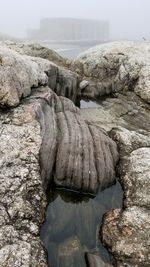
[0,45,79,107]
[73,41,150,104]
[0,104,47,266]
[101,128,150,267]
[0,44,119,266]
[0,40,150,267]
[73,42,150,267]
[30,87,118,194]
[0,41,66,66]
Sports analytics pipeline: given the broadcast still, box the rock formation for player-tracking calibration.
[73,41,150,104]
[72,41,150,267]
[0,41,67,66]
[0,45,79,107]
[0,103,47,266]
[100,128,150,267]
[33,87,118,193]
[0,40,150,267]
[0,43,119,266]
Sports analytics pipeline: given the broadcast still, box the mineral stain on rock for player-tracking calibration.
[40,181,123,267]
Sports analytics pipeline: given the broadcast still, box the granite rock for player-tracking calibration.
[0,104,47,266]
[73,41,150,103]
[0,45,79,107]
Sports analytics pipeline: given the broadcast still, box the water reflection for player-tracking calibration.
[40,181,123,267]
[80,100,100,108]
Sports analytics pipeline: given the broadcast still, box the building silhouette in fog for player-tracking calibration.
[28,18,109,42]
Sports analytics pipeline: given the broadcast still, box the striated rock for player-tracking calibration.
[1,40,149,267]
[73,41,150,103]
[32,87,118,193]
[0,45,79,107]
[0,105,47,266]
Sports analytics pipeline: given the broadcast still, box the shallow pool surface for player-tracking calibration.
[40,181,123,267]
[80,100,100,108]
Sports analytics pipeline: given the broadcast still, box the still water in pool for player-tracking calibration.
[40,181,123,267]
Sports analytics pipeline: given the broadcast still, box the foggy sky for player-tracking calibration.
[0,0,150,40]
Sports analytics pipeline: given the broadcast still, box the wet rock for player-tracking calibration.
[86,253,112,267]
[80,91,150,132]
[58,237,85,267]
[73,41,150,103]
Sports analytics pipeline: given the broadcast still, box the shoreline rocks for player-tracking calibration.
[0,104,47,266]
[0,41,150,267]
[101,128,150,267]
[0,45,79,108]
[73,41,150,104]
[0,43,119,266]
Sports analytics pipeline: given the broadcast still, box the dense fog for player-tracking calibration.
[0,0,150,40]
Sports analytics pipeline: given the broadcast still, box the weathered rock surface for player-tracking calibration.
[74,42,150,267]
[0,41,66,66]
[0,44,119,266]
[0,45,79,107]
[1,41,150,267]
[73,41,150,104]
[31,87,118,193]
[81,91,150,132]
[0,105,47,266]
[101,129,150,267]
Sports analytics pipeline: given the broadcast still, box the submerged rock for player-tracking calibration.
[86,253,112,267]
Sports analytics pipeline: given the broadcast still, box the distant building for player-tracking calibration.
[28,18,109,42]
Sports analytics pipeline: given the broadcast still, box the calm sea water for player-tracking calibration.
[40,42,94,59]
[40,43,123,267]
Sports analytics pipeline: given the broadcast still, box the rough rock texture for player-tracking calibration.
[73,41,150,103]
[0,41,66,66]
[1,41,150,267]
[81,92,150,132]
[73,42,150,267]
[0,105,47,266]
[31,87,118,194]
[0,45,79,107]
[101,128,150,267]
[0,44,119,266]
